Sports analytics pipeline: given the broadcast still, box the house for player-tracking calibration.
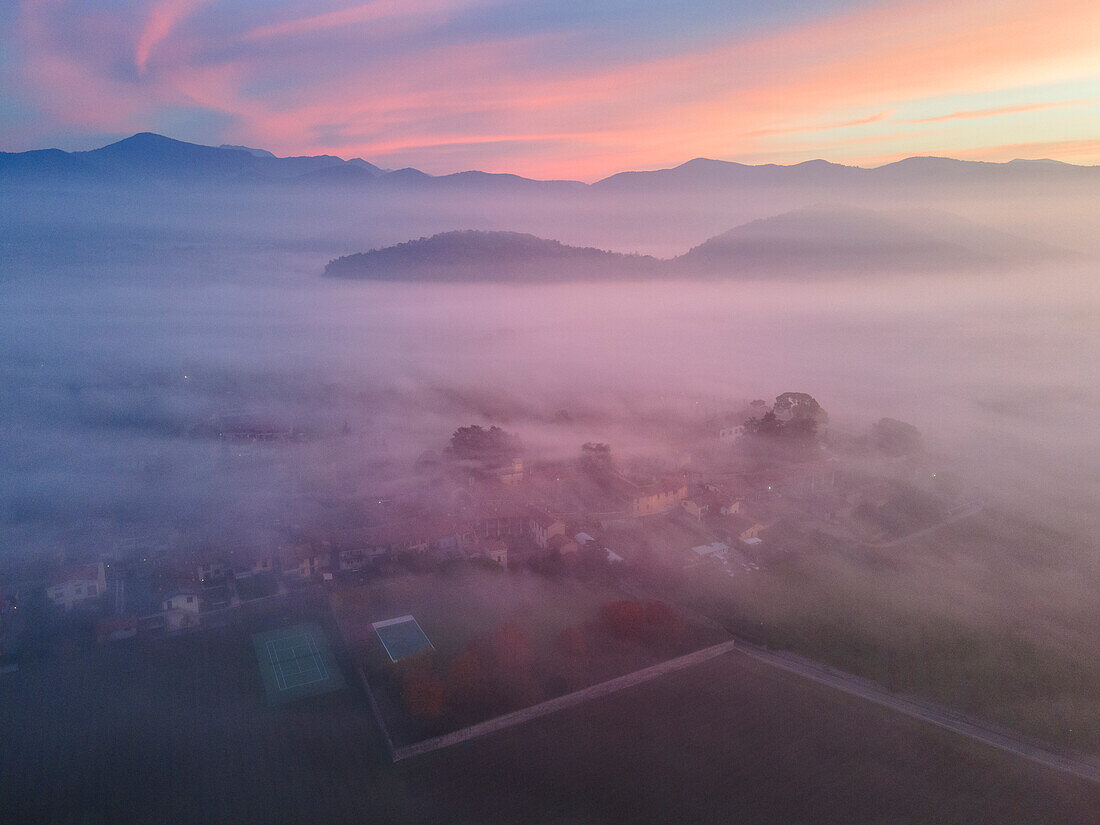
[229,549,276,580]
[195,554,229,585]
[281,544,331,580]
[690,541,730,560]
[337,546,380,572]
[475,538,508,567]
[161,589,201,613]
[728,515,767,543]
[721,497,743,516]
[718,423,744,445]
[681,498,707,519]
[46,562,106,611]
[631,480,688,516]
[548,534,580,557]
[529,510,566,549]
[161,589,201,632]
[697,483,743,516]
[496,457,524,486]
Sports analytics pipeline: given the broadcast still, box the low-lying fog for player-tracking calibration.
[2,250,1096,562]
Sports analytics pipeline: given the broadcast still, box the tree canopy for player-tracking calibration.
[447,424,522,461]
[774,392,828,423]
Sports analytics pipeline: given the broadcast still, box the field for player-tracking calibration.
[668,508,1100,754]
[330,568,728,743]
[403,652,1100,825]
[1,611,1096,824]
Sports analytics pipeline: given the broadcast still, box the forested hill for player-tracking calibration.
[323,231,663,281]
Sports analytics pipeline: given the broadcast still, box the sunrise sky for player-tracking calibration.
[2,0,1098,179]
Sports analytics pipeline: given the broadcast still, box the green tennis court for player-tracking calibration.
[252,623,345,706]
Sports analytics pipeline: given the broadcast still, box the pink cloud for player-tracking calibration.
[8,0,1100,175]
[135,0,210,74]
[242,0,485,42]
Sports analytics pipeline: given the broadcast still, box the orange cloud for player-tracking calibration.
[906,98,1100,124]
[950,138,1100,161]
[745,111,895,139]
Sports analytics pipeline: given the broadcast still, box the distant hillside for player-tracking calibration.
[324,231,663,281]
[675,207,980,275]
[592,155,1100,194]
[326,208,1071,282]
[674,206,1069,276]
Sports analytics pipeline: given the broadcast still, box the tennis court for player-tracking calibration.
[252,623,345,706]
[372,615,433,662]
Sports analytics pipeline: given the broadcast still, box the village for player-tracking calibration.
[0,391,974,680]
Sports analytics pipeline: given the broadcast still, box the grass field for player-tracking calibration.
[671,508,1100,755]
[1,612,1096,824]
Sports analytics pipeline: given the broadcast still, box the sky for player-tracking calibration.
[1,0,1098,179]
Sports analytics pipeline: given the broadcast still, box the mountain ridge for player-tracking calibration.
[2,132,1097,191]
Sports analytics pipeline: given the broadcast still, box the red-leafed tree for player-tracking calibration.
[445,644,494,719]
[401,664,445,720]
[644,601,685,644]
[599,600,649,642]
[552,625,590,691]
[554,626,588,660]
[490,622,535,673]
[490,623,541,708]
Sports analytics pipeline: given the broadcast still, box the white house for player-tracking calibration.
[161,590,200,613]
[161,589,201,632]
[46,562,106,612]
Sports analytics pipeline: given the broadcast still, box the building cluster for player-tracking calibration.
[17,396,951,653]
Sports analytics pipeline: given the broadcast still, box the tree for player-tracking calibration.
[447,424,522,462]
[757,410,783,436]
[783,416,818,440]
[554,626,589,661]
[580,442,613,475]
[488,623,541,708]
[445,645,494,719]
[774,392,828,424]
[491,622,535,673]
[599,600,649,641]
[401,663,445,720]
[644,601,683,641]
[871,418,923,456]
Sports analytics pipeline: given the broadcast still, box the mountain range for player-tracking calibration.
[2,132,1097,194]
[324,206,1071,282]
